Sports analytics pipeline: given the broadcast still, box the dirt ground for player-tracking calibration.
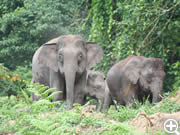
[129,111,180,134]
[78,95,180,134]
[129,89,180,134]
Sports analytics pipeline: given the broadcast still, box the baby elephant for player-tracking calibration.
[85,70,107,111]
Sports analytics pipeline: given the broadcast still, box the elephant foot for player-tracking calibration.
[32,93,41,101]
[102,105,109,113]
[66,102,73,110]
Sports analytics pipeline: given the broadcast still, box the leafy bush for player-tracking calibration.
[13,65,32,81]
[107,97,180,122]
[0,82,139,134]
[1,81,180,134]
[0,64,25,96]
[169,61,180,91]
[0,0,88,69]
[88,0,180,91]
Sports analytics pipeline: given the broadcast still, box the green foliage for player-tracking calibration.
[13,65,32,81]
[1,0,180,134]
[1,89,179,134]
[0,0,179,92]
[0,0,88,69]
[169,61,180,90]
[154,99,180,113]
[28,82,62,102]
[0,81,179,134]
[0,98,141,134]
[0,0,24,17]
[0,63,25,96]
[89,0,180,90]
[103,123,133,135]
[107,97,180,122]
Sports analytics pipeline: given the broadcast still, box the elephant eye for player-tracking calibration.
[93,86,97,90]
[78,53,83,61]
[146,76,152,83]
[59,54,63,62]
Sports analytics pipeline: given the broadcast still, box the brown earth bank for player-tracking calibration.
[129,89,180,134]
[129,111,180,134]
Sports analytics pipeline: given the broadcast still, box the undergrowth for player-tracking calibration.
[0,82,179,135]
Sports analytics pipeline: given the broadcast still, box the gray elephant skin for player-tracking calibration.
[32,35,104,109]
[106,55,165,106]
[84,70,108,111]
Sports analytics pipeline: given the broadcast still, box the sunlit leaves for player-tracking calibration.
[89,0,180,90]
[0,0,87,69]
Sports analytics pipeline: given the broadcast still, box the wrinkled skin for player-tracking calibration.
[106,55,165,106]
[32,35,104,109]
[103,82,112,111]
[83,70,106,111]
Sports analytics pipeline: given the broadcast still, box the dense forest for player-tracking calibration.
[1,0,180,93]
[0,0,180,134]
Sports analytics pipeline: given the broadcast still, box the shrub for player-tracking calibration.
[0,63,25,96]
[13,65,32,81]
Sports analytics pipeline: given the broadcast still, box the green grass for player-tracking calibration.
[0,83,180,135]
[0,96,141,135]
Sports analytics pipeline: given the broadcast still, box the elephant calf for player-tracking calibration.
[84,70,109,111]
[106,55,165,106]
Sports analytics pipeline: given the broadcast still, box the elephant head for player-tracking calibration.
[85,70,106,111]
[123,56,165,103]
[86,70,105,97]
[38,35,104,109]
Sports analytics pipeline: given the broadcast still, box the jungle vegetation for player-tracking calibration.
[0,0,180,134]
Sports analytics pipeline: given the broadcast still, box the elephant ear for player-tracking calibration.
[45,36,61,45]
[139,58,154,89]
[123,58,141,84]
[86,70,97,81]
[38,37,60,72]
[86,42,104,69]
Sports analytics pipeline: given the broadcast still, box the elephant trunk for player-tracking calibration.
[64,62,77,109]
[151,78,163,103]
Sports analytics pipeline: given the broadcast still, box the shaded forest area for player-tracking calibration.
[0,1,180,134]
[0,0,180,95]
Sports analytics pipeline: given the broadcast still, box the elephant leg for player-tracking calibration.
[74,72,87,105]
[50,71,65,101]
[124,91,138,106]
[97,98,104,112]
[102,84,112,111]
[103,95,111,111]
[32,93,40,101]
[31,78,41,101]
[74,86,86,105]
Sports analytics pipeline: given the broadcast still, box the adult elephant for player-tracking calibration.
[106,55,165,107]
[32,35,104,109]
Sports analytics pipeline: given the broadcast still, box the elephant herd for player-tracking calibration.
[32,35,165,111]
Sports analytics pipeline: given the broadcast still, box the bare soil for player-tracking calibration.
[129,111,180,134]
[129,89,180,134]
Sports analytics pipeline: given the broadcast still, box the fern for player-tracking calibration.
[46,91,62,101]
[41,87,55,98]
[21,88,32,104]
[27,82,62,101]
